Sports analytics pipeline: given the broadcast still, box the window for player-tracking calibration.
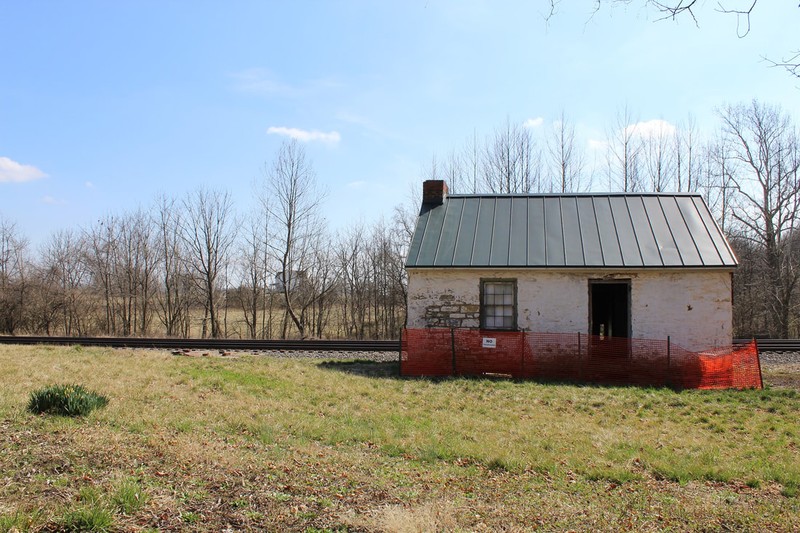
[481,279,517,330]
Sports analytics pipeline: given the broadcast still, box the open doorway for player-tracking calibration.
[589,281,630,339]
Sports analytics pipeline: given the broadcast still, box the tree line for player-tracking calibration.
[0,141,407,340]
[2,99,799,339]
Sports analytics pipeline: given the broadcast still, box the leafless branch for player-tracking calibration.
[764,50,800,80]
[651,0,700,24]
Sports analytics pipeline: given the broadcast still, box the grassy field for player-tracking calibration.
[1,346,799,532]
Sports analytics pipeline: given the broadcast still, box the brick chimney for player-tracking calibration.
[422,180,448,206]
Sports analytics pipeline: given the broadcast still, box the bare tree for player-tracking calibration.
[699,133,737,232]
[420,155,442,183]
[721,100,800,337]
[367,218,408,338]
[606,105,643,192]
[547,110,587,192]
[306,235,339,338]
[153,195,192,337]
[85,215,118,334]
[264,140,328,338]
[38,230,91,336]
[642,120,676,192]
[674,116,704,193]
[335,218,408,339]
[118,210,157,335]
[0,216,29,334]
[235,207,276,339]
[483,118,542,193]
[181,188,237,338]
[336,223,369,338]
[461,129,482,194]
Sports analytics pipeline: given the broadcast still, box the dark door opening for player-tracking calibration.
[590,281,630,339]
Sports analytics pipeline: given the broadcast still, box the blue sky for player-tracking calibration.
[1,1,798,249]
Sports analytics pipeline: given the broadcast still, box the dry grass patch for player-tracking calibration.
[762,362,800,390]
[1,345,799,531]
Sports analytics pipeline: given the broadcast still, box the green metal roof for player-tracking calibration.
[405,193,737,268]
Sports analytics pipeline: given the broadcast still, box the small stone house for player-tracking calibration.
[405,180,738,352]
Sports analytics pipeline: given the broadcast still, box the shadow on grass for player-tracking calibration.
[316,360,697,391]
[317,360,562,384]
[317,359,402,379]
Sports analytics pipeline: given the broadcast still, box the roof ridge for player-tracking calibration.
[446,192,703,198]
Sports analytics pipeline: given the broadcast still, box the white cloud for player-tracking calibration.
[588,139,608,151]
[85,181,94,189]
[267,126,341,144]
[231,68,296,96]
[231,68,344,98]
[625,119,677,139]
[41,195,65,205]
[0,156,47,183]
[347,180,367,189]
[523,117,544,129]
[336,111,372,128]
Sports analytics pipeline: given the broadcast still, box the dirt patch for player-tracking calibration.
[762,362,800,390]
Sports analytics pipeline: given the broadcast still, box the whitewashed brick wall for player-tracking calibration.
[406,268,733,351]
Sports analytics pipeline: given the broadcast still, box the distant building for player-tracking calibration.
[269,270,307,293]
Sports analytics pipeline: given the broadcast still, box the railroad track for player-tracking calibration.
[0,335,400,352]
[734,339,800,352]
[0,336,797,353]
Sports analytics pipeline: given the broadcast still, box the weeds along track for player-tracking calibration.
[1,335,797,352]
[0,335,797,367]
[0,335,399,353]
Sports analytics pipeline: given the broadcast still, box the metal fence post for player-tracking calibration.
[450,327,456,376]
[666,335,671,387]
[398,328,403,376]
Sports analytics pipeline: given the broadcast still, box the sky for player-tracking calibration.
[1,1,798,249]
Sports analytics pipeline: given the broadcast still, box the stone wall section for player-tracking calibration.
[420,294,481,328]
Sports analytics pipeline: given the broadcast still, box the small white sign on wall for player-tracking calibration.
[482,337,497,349]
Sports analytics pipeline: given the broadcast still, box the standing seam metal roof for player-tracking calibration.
[405,193,737,268]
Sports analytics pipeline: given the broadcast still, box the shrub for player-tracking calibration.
[27,384,109,417]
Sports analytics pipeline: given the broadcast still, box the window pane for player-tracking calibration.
[482,280,515,329]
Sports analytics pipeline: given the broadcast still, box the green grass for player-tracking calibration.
[57,504,114,532]
[0,510,41,533]
[111,478,147,514]
[0,345,798,531]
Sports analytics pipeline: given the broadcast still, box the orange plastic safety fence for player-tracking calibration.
[400,328,452,376]
[400,328,762,389]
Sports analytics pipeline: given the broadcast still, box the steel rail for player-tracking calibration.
[734,338,800,351]
[1,336,798,352]
[0,335,400,352]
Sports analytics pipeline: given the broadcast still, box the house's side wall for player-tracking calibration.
[630,270,732,351]
[406,268,733,351]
